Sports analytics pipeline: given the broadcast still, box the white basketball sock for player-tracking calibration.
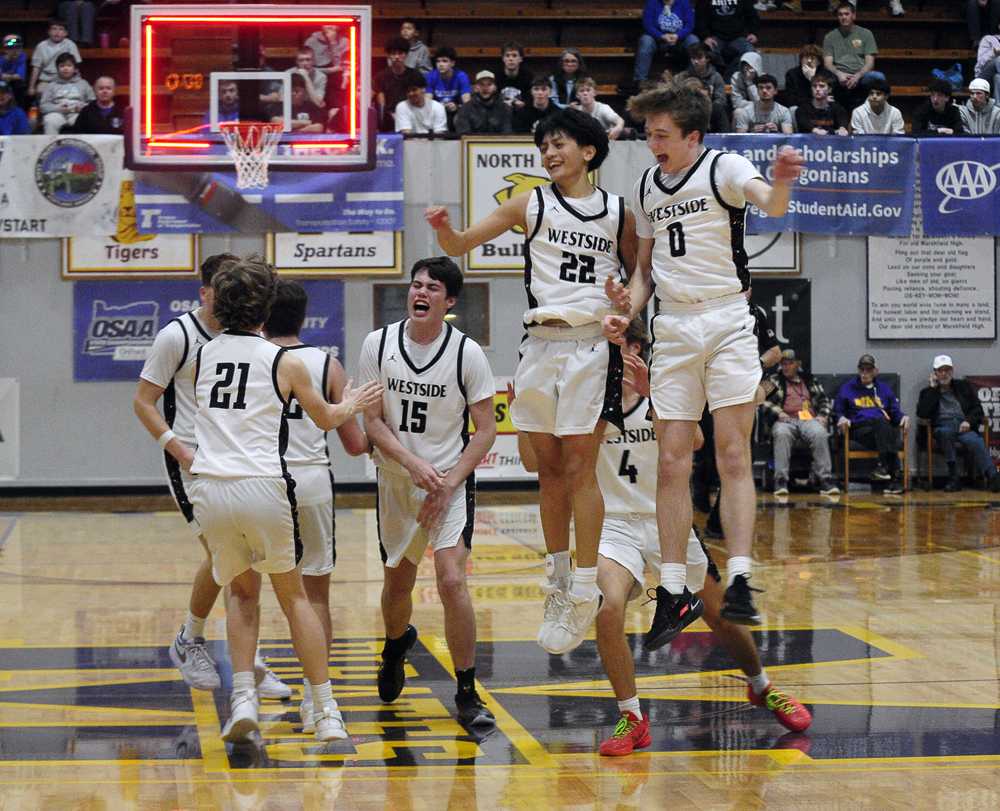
[182,612,206,642]
[749,670,770,696]
[232,671,255,695]
[617,696,642,718]
[659,562,687,596]
[727,556,753,587]
[569,566,598,599]
[312,680,334,710]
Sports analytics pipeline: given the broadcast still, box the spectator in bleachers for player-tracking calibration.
[211,80,241,125]
[454,70,512,134]
[572,77,624,139]
[959,77,1000,132]
[399,19,432,74]
[1,34,27,111]
[303,26,349,115]
[375,37,423,132]
[976,21,1000,101]
[917,355,1000,492]
[823,2,885,112]
[969,0,1000,48]
[68,76,124,134]
[274,73,324,133]
[39,52,93,134]
[0,80,30,135]
[28,20,81,102]
[58,1,96,47]
[912,79,966,135]
[694,0,759,78]
[780,44,829,110]
[850,78,904,134]
[764,349,838,497]
[288,47,326,109]
[426,46,472,122]
[633,0,699,85]
[394,73,448,135]
[730,51,762,111]
[675,43,730,131]
[549,48,588,108]
[679,75,731,132]
[833,353,909,493]
[795,73,848,134]
[733,74,793,132]
[513,76,557,133]
[498,42,533,114]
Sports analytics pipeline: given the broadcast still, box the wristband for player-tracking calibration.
[156,429,176,450]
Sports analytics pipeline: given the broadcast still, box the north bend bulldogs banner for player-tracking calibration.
[0,135,124,238]
[705,134,916,237]
[919,138,1000,236]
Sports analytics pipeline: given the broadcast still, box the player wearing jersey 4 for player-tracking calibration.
[188,258,382,744]
[263,279,369,733]
[359,257,498,729]
[604,83,804,646]
[426,109,637,656]
[133,253,290,700]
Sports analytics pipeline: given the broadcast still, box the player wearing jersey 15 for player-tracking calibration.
[263,279,369,733]
[359,257,498,728]
[133,253,290,700]
[604,83,804,646]
[188,258,382,744]
[426,108,637,656]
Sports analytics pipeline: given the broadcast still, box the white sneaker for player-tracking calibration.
[315,704,348,741]
[541,588,603,655]
[300,699,316,733]
[889,0,904,15]
[537,580,569,653]
[221,690,259,743]
[169,627,221,691]
[254,655,292,700]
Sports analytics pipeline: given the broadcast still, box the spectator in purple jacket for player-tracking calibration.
[833,353,910,492]
[634,1,700,84]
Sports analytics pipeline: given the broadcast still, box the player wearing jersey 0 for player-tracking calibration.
[133,253,289,700]
[263,279,369,733]
[188,258,382,744]
[426,109,637,656]
[604,83,804,646]
[359,257,498,729]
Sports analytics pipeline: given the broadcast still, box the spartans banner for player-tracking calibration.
[0,135,123,238]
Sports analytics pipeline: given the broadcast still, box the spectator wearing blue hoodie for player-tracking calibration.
[634,0,700,83]
[834,353,910,491]
[0,80,30,134]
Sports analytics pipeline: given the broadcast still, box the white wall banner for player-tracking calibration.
[0,135,123,238]
[266,231,402,277]
[0,379,19,480]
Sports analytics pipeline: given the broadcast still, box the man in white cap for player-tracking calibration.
[454,69,513,134]
[917,355,1000,493]
[959,77,1000,133]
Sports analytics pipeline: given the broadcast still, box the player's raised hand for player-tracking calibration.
[505,381,516,405]
[602,313,630,346]
[341,379,383,416]
[622,352,650,397]
[425,206,451,230]
[407,457,447,493]
[772,146,804,185]
[605,275,631,314]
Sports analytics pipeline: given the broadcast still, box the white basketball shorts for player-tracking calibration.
[650,292,760,421]
[288,464,335,577]
[189,476,301,586]
[163,447,201,536]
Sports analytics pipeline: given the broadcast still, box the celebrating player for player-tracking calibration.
[426,108,636,655]
[604,83,803,646]
[358,257,498,728]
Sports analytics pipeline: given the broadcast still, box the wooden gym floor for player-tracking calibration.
[1,490,999,809]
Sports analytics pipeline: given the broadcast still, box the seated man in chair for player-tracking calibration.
[916,354,1000,492]
[763,348,838,496]
[833,354,909,494]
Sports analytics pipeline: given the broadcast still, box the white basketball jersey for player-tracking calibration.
[191,332,289,478]
[523,184,626,327]
[635,149,761,304]
[282,344,331,467]
[598,396,656,516]
[361,321,494,475]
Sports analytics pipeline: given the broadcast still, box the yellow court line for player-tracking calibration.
[958,550,1000,565]
[190,687,230,774]
[835,625,923,660]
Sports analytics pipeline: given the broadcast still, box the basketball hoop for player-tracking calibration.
[219,121,283,189]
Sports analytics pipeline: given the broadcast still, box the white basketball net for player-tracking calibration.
[219,123,283,189]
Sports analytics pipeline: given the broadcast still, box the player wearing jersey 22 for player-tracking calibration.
[263,279,369,733]
[604,83,804,648]
[427,109,637,656]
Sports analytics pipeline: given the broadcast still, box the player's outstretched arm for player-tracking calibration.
[745,146,804,217]
[326,357,370,455]
[133,379,193,470]
[603,236,654,344]
[425,193,530,256]
[281,353,381,431]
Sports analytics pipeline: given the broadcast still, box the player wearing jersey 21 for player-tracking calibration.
[427,109,637,656]
[604,83,804,648]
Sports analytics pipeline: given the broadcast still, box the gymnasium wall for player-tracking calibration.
[1,140,997,488]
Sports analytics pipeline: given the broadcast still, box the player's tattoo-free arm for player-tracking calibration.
[133,379,193,469]
[281,353,381,432]
[363,401,446,491]
[619,208,639,280]
[744,146,803,217]
[426,192,529,255]
[625,237,654,317]
[444,396,497,490]
[327,358,369,456]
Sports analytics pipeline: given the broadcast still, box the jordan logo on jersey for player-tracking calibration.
[647,197,709,223]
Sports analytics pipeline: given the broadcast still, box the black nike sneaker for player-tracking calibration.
[377,625,417,703]
[642,586,704,651]
[456,689,496,728]
[721,574,763,625]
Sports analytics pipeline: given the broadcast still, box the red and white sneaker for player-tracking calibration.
[598,711,651,757]
[748,683,812,732]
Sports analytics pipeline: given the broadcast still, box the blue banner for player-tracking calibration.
[705,134,916,236]
[919,137,1000,236]
[133,135,403,234]
[73,279,344,381]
